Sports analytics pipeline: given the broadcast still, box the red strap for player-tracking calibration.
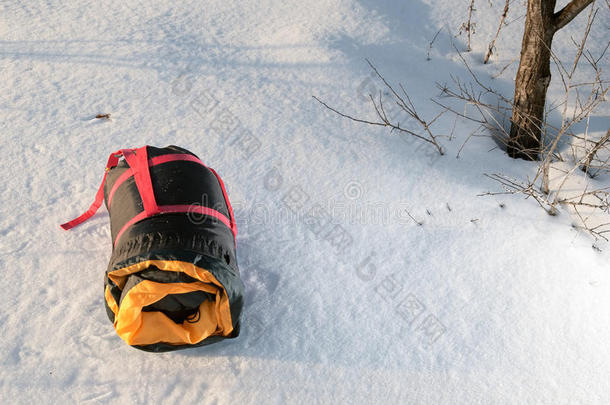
[106,152,236,236]
[62,147,237,243]
[107,153,202,206]
[208,166,237,236]
[122,147,160,216]
[60,150,123,230]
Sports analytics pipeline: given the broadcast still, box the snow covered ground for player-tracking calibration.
[1,0,608,403]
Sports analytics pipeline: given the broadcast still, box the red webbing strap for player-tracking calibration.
[62,147,238,250]
[60,150,123,230]
[122,147,160,216]
[105,152,237,237]
[208,167,237,237]
[107,153,203,206]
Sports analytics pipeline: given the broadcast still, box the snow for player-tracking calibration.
[1,0,609,403]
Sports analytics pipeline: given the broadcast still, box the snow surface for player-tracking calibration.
[1,0,609,403]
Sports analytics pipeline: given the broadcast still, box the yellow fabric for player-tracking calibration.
[104,260,234,346]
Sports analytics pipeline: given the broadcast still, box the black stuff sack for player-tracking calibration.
[61,145,244,352]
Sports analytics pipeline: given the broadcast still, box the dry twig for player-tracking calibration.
[484,0,511,64]
[459,0,477,52]
[313,59,445,155]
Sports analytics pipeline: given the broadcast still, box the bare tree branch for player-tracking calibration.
[312,95,387,128]
[312,60,446,155]
[458,0,478,52]
[484,0,511,64]
[553,0,595,32]
[582,129,610,175]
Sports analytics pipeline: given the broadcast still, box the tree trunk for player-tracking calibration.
[507,0,556,160]
[507,0,595,160]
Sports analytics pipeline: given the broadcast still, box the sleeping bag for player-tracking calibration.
[61,145,244,352]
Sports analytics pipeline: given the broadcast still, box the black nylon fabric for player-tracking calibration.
[110,215,237,271]
[101,145,244,352]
